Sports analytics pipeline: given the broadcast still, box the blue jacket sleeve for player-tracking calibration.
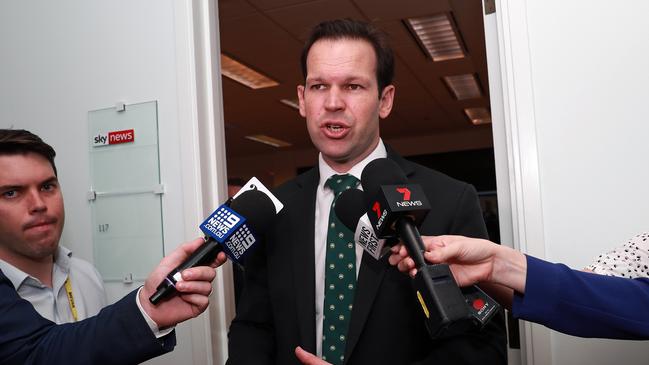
[512,255,649,339]
[0,270,175,365]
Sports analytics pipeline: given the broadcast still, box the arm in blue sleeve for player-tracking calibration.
[512,255,649,339]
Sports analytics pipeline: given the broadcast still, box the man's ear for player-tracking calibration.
[297,85,306,117]
[378,85,395,119]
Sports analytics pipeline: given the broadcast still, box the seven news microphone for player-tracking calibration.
[336,158,499,338]
[149,189,276,305]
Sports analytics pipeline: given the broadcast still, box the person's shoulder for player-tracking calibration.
[400,158,470,190]
[271,166,319,200]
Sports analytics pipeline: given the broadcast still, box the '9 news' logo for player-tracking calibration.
[225,224,256,260]
[201,206,242,242]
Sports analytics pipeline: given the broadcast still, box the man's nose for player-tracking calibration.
[28,190,47,213]
[324,87,345,111]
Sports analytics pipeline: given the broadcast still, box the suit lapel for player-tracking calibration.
[343,147,415,363]
[291,169,319,353]
[343,251,387,363]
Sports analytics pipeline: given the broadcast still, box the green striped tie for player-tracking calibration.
[322,174,360,365]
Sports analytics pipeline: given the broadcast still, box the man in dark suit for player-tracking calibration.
[227,19,506,364]
[0,237,225,365]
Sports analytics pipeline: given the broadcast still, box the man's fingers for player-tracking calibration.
[397,257,415,273]
[176,281,213,296]
[182,266,217,282]
[409,268,417,278]
[211,252,228,268]
[295,346,325,364]
[178,293,210,310]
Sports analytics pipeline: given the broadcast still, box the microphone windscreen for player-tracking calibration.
[334,189,366,231]
[229,189,276,234]
[361,158,408,204]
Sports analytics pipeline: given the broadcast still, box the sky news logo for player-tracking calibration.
[93,129,135,147]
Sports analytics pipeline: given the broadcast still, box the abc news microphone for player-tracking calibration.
[149,186,278,305]
[350,158,499,338]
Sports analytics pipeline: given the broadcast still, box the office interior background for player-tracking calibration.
[1,0,648,364]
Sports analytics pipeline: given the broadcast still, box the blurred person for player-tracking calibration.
[227,177,245,199]
[586,232,649,278]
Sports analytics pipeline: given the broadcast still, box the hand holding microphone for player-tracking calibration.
[336,158,499,338]
[149,187,278,305]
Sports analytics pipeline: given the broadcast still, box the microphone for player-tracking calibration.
[335,188,390,260]
[149,189,276,305]
[360,158,499,338]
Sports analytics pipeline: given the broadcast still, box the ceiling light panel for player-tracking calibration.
[244,134,292,148]
[279,98,300,110]
[221,54,279,89]
[464,107,492,125]
[443,74,482,100]
[406,14,465,62]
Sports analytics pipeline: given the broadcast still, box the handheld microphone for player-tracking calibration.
[360,158,499,338]
[149,189,276,305]
[335,188,390,260]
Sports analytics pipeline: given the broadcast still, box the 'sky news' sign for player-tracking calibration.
[93,129,135,147]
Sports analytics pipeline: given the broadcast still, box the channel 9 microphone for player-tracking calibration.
[149,188,277,305]
[360,158,499,338]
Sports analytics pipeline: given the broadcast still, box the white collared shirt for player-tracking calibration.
[314,139,387,357]
[0,245,107,323]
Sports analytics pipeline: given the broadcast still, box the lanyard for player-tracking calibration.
[64,277,79,322]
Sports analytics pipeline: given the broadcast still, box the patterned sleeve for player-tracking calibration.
[586,232,649,278]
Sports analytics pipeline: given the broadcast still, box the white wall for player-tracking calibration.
[0,1,226,364]
[491,0,649,364]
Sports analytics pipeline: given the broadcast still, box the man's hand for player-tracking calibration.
[139,238,227,328]
[295,347,332,365]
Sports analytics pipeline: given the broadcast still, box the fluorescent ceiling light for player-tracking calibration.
[464,107,491,125]
[405,14,465,62]
[245,134,292,148]
[443,74,482,100]
[279,98,300,110]
[221,54,279,89]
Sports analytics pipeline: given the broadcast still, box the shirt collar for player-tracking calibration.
[318,139,387,189]
[0,245,73,290]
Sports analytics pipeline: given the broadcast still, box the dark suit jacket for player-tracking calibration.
[0,269,174,365]
[228,149,507,364]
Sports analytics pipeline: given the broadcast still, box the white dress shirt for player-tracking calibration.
[0,245,107,323]
[314,139,387,356]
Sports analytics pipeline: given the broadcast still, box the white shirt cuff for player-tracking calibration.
[136,287,175,338]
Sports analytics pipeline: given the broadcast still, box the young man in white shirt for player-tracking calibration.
[0,129,106,323]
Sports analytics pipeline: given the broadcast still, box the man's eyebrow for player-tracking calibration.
[41,176,59,185]
[0,183,22,190]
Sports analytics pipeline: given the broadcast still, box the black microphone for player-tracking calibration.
[335,188,390,260]
[360,158,499,338]
[149,189,276,305]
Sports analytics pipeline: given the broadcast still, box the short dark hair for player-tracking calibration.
[0,129,58,175]
[300,19,395,97]
[228,177,246,187]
